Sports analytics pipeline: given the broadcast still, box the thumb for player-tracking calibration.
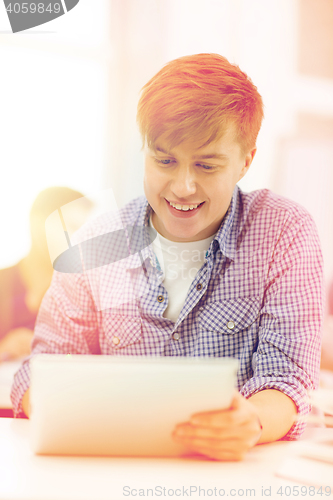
[229,391,244,410]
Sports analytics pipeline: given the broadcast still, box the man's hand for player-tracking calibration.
[172,392,262,461]
[173,389,297,461]
[0,328,34,361]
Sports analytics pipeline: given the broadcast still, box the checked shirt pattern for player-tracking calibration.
[11,187,324,439]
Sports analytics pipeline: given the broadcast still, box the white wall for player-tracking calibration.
[0,0,110,267]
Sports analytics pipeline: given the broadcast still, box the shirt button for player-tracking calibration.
[227,321,235,330]
[196,283,203,291]
[173,332,180,340]
[113,336,120,345]
[157,295,164,303]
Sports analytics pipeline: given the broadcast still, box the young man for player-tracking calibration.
[12,53,323,461]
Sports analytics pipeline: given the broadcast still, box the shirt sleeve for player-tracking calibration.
[10,269,100,417]
[240,210,324,440]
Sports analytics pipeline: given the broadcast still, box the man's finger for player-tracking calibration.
[173,422,243,440]
[172,434,247,461]
[190,407,249,428]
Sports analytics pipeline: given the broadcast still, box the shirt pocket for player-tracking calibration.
[199,297,261,335]
[103,314,142,351]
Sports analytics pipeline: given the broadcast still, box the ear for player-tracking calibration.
[238,147,257,182]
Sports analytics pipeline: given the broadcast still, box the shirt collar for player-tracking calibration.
[128,188,239,268]
[118,200,155,270]
[211,186,239,261]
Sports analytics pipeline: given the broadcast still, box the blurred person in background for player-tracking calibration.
[0,187,91,361]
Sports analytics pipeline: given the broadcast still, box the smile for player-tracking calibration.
[168,201,203,211]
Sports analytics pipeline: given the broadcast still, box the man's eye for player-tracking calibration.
[197,163,214,170]
[155,158,173,165]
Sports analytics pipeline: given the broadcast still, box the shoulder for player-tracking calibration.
[239,188,311,218]
[238,188,316,231]
[235,188,321,258]
[71,196,149,244]
[119,196,149,225]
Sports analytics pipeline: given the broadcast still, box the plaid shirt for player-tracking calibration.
[11,187,324,439]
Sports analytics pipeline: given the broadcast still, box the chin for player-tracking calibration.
[169,229,199,242]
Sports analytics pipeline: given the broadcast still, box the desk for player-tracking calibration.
[1,419,332,500]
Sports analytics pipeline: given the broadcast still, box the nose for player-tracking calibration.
[170,166,197,198]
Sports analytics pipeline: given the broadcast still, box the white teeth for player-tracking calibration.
[169,201,200,211]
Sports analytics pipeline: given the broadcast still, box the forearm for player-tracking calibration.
[22,389,30,418]
[248,389,297,443]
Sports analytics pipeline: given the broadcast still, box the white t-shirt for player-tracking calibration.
[150,218,215,323]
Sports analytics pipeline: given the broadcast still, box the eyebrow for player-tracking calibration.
[153,146,229,161]
[154,146,172,155]
[194,153,229,161]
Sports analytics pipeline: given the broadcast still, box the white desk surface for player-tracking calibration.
[1,419,333,500]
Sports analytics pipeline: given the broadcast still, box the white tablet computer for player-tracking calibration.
[30,354,238,457]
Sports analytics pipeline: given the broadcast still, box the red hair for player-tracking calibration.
[137,53,264,154]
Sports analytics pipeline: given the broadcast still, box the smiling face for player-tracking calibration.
[144,125,256,242]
